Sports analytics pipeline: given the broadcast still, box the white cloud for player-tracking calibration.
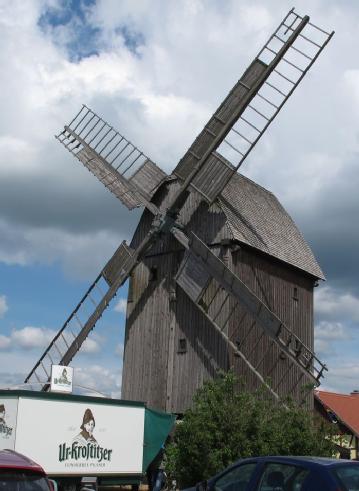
[0,326,105,355]
[80,334,104,354]
[0,335,11,350]
[0,371,27,390]
[114,298,127,314]
[74,364,121,398]
[0,220,126,280]
[10,326,56,350]
[315,286,359,323]
[315,321,350,358]
[344,69,359,110]
[320,361,359,394]
[0,295,8,318]
[315,321,350,341]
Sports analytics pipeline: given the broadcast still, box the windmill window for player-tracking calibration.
[149,266,158,282]
[178,338,187,354]
[294,338,301,355]
[293,287,298,301]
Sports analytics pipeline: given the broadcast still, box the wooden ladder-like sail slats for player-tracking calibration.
[172,9,334,206]
[173,58,267,183]
[55,106,165,214]
[24,242,136,390]
[175,232,327,388]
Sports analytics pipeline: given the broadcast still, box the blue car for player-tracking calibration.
[185,456,359,491]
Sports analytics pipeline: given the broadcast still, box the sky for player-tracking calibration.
[0,0,358,399]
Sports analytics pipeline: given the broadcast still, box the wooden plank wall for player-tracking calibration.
[121,253,173,409]
[122,181,316,412]
[229,245,314,406]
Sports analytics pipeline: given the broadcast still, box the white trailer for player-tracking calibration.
[0,390,175,490]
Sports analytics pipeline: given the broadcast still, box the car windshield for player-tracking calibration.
[0,471,50,491]
[332,465,359,491]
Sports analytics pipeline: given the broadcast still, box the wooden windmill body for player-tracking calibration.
[24,10,334,411]
[121,173,324,413]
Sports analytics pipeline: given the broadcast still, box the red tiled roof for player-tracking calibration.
[315,390,359,437]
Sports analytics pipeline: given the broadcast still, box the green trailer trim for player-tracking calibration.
[142,408,176,472]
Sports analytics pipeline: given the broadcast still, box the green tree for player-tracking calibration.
[165,373,335,488]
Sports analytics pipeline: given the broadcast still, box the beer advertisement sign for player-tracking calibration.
[50,365,74,393]
[14,397,145,475]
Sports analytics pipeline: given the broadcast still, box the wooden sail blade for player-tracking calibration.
[24,241,136,390]
[173,58,267,184]
[56,106,166,214]
[24,199,169,391]
[175,232,327,388]
[175,248,280,400]
[171,9,333,206]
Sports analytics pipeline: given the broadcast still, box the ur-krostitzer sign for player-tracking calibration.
[0,394,145,476]
[56,406,114,471]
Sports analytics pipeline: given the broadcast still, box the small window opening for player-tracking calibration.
[293,287,298,301]
[149,266,158,282]
[178,338,187,354]
[293,338,301,355]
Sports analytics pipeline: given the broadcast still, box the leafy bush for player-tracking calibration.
[165,373,335,488]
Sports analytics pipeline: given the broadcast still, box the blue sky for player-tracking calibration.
[0,0,359,397]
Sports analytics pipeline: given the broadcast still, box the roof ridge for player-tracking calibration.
[316,390,357,398]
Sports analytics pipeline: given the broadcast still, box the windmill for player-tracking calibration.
[25,9,333,412]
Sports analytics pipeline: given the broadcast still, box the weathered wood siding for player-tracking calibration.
[229,245,314,406]
[121,181,315,413]
[121,246,231,413]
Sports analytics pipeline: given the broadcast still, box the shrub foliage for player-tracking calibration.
[165,373,335,488]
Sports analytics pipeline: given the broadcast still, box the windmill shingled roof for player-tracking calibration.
[217,172,325,280]
[315,390,359,437]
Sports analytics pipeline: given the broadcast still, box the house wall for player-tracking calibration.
[314,397,359,460]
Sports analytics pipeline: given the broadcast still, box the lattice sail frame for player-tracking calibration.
[24,242,136,388]
[56,106,166,214]
[172,9,334,205]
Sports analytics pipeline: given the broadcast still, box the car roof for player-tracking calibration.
[261,456,356,466]
[0,449,46,474]
[227,455,359,469]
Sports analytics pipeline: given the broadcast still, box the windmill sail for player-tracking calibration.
[44,9,333,399]
[56,106,166,214]
[24,241,135,389]
[25,209,166,390]
[172,9,334,205]
[175,232,327,392]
